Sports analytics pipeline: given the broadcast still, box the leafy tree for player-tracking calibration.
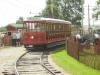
[60,0,84,26]
[16,17,23,24]
[93,0,100,20]
[41,0,62,19]
[41,0,84,26]
[0,27,6,32]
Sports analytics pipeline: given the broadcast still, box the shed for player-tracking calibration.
[6,24,23,36]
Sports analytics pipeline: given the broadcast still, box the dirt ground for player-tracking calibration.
[0,47,26,75]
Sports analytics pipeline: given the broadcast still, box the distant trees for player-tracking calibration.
[41,0,84,26]
[0,27,6,32]
[93,0,100,20]
[16,17,23,24]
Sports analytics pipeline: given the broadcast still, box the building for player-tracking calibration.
[6,23,23,36]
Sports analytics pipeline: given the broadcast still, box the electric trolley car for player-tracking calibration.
[23,17,71,49]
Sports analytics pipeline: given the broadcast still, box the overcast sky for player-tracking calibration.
[0,0,98,27]
[84,0,97,26]
[0,0,46,27]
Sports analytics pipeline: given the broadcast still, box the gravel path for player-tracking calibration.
[0,47,26,75]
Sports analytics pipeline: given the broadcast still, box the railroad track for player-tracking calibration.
[41,51,63,75]
[15,50,63,75]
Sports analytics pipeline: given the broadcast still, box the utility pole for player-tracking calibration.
[88,5,90,34]
[81,1,84,36]
[88,4,92,41]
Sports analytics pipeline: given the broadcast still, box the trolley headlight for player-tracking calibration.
[30,36,34,39]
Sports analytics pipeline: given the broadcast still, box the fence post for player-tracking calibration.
[66,38,80,60]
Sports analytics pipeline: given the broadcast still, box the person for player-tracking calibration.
[75,34,82,43]
[16,32,21,46]
[11,32,17,46]
[94,33,100,45]
[94,34,99,38]
[0,33,2,47]
[1,33,5,47]
[82,34,90,44]
[4,33,8,46]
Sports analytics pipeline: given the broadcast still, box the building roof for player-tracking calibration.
[7,23,23,28]
[25,17,71,24]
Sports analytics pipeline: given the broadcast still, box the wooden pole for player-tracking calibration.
[88,4,92,41]
[88,4,90,34]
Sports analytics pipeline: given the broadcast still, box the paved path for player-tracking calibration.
[0,47,26,75]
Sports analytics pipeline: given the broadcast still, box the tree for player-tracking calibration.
[41,0,62,19]
[0,27,6,32]
[16,17,24,24]
[60,0,84,26]
[93,0,100,20]
[41,0,84,26]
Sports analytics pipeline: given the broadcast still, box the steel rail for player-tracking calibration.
[15,50,58,75]
[14,51,30,75]
[40,52,56,75]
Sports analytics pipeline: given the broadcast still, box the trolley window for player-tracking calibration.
[24,22,46,32]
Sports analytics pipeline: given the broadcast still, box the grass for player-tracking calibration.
[51,47,100,75]
[79,46,100,70]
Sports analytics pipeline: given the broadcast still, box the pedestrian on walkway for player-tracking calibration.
[1,33,5,47]
[11,32,17,46]
[0,33,2,47]
[16,31,21,46]
[4,33,8,46]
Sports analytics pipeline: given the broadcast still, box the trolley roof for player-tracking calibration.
[24,17,71,24]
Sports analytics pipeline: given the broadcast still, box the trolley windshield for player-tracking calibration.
[24,22,45,32]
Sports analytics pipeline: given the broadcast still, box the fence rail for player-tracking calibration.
[66,38,100,70]
[66,39,80,60]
